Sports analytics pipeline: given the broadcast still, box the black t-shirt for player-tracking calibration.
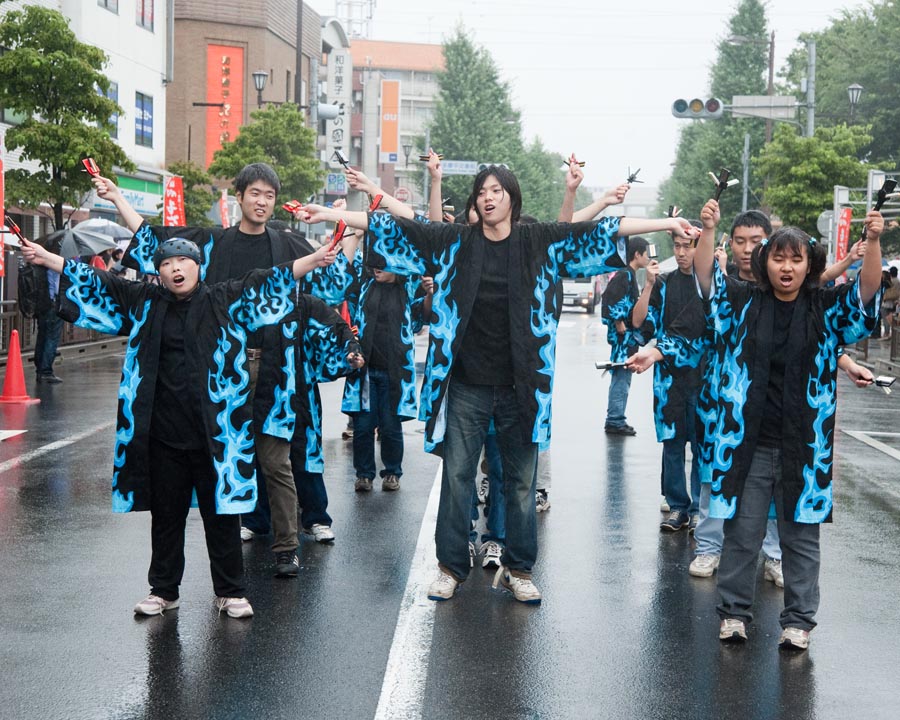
[229,229,273,348]
[758,297,796,448]
[367,280,405,370]
[150,298,206,450]
[453,236,514,386]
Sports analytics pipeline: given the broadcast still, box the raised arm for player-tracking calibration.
[345,167,415,220]
[291,244,338,279]
[820,239,865,286]
[858,210,884,305]
[618,216,699,241]
[300,204,369,230]
[572,183,630,223]
[91,175,145,233]
[557,154,583,222]
[693,199,720,297]
[631,261,660,328]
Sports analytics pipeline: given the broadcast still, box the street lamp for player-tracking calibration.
[848,83,863,123]
[402,143,412,168]
[726,31,775,142]
[252,70,268,109]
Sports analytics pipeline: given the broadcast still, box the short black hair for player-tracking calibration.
[750,226,827,291]
[234,162,281,195]
[626,236,649,262]
[471,165,522,227]
[730,209,772,239]
[891,266,898,278]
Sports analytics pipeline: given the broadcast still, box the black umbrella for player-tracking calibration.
[37,227,119,259]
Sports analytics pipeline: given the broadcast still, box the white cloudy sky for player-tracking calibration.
[307,0,866,189]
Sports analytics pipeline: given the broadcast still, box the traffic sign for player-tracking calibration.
[441,160,478,176]
[395,186,411,202]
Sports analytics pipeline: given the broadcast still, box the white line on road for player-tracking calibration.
[841,430,900,461]
[0,430,26,442]
[0,421,115,475]
[374,462,442,720]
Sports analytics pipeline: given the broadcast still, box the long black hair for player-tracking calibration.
[469,165,522,228]
[750,226,827,291]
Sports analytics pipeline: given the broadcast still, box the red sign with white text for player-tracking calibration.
[835,207,854,262]
[205,45,244,168]
[219,189,229,228]
[163,176,186,226]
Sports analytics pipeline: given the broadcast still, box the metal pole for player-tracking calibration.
[765,30,775,143]
[806,40,816,137]
[423,127,431,212]
[742,133,750,212]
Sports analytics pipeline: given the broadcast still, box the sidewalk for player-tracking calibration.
[845,329,900,375]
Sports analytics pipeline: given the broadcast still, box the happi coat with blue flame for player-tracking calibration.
[365,213,626,454]
[601,267,640,363]
[635,270,706,442]
[340,248,427,420]
[127,222,353,459]
[705,273,879,523]
[57,260,298,515]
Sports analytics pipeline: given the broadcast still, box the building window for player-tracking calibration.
[135,92,153,147]
[102,81,118,139]
[136,0,153,31]
[98,0,118,12]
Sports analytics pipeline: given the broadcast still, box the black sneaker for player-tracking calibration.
[660,510,690,531]
[37,374,63,384]
[604,424,636,436]
[274,551,299,578]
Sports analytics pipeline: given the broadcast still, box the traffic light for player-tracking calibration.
[671,98,724,119]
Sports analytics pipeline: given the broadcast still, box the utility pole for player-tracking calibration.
[765,30,775,143]
[422,127,431,212]
[741,133,750,212]
[806,40,816,137]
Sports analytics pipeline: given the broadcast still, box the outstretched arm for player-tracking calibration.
[618,216,699,241]
[292,244,338,279]
[300,204,369,230]
[820,239,865,286]
[91,175,145,233]
[20,238,64,274]
[345,167,415,220]
[858,211,884,305]
[572,183,630,223]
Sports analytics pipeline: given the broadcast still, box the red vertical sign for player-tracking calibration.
[163,176,186,226]
[205,45,245,168]
[0,156,5,278]
[835,207,854,262]
[219,189,229,228]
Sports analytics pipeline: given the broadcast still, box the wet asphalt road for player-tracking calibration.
[1,312,899,720]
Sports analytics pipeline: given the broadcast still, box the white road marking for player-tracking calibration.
[841,430,900,462]
[0,422,115,475]
[0,430,26,442]
[374,462,442,720]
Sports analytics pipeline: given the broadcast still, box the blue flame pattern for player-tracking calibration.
[601,269,637,363]
[110,300,151,512]
[130,224,160,275]
[62,262,124,335]
[261,320,297,439]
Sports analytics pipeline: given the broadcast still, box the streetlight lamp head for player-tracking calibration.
[847,83,863,108]
[252,70,269,93]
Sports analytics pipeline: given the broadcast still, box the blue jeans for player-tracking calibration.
[605,367,632,427]
[695,482,782,560]
[661,390,700,515]
[481,432,506,544]
[437,380,538,581]
[290,450,333,529]
[717,446,821,630]
[352,369,404,479]
[34,306,62,376]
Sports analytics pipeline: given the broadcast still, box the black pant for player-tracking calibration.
[148,438,245,600]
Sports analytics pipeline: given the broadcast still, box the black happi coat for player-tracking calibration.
[57,260,297,514]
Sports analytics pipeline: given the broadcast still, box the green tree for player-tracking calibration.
[0,4,132,229]
[782,2,900,167]
[756,123,871,235]
[151,161,217,227]
[659,0,769,221]
[428,29,523,205]
[207,103,322,214]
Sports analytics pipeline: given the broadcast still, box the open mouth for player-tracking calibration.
[171,274,185,288]
[779,274,794,288]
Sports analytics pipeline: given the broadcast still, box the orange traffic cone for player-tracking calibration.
[0,330,40,405]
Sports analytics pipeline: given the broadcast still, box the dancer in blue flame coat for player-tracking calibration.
[692,198,883,650]
[300,161,699,604]
[20,234,343,618]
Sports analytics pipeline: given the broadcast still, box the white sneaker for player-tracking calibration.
[492,566,542,604]
[468,542,476,568]
[134,594,180,616]
[719,618,747,642]
[303,523,335,543]
[481,541,503,569]
[764,558,784,588]
[240,526,255,542]
[689,554,720,578]
[427,569,459,601]
[535,489,551,512]
[779,626,810,651]
[215,596,254,619]
[660,498,670,513]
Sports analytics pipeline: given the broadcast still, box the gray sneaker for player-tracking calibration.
[719,618,747,642]
[382,474,400,491]
[355,476,373,492]
[134,594,180,616]
[779,626,810,651]
[764,558,784,588]
[689,554,720,578]
[492,566,542,604]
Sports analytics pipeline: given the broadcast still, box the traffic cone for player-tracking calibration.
[0,330,40,405]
